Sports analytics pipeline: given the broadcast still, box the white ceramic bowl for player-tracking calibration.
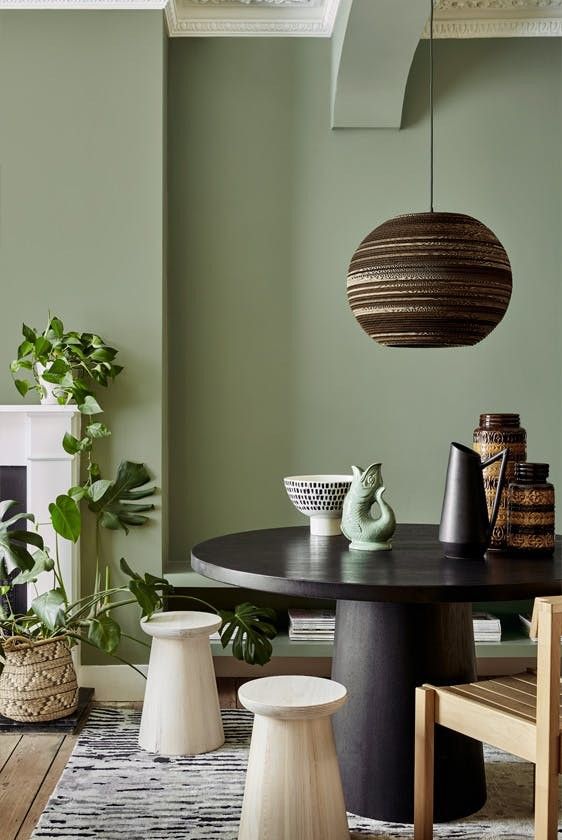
[284,475,352,536]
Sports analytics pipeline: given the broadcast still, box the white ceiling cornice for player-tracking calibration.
[423,0,562,38]
[1,0,561,39]
[165,0,340,36]
[166,0,562,38]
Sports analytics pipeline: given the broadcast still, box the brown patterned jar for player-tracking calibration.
[473,413,526,549]
[507,463,555,555]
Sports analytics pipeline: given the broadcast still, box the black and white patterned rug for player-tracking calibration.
[31,707,551,839]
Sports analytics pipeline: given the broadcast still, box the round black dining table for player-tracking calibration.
[191,522,562,824]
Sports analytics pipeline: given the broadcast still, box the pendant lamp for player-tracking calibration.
[346,1,512,349]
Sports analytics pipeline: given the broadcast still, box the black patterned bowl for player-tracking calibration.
[283,475,352,536]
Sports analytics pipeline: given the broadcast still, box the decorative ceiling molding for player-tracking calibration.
[188,0,321,5]
[165,0,341,36]
[164,0,562,36]
[423,0,562,37]
[2,0,561,39]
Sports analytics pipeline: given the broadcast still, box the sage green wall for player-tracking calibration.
[168,36,562,563]
[0,11,166,662]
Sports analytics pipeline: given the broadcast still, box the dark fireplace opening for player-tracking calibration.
[0,466,28,617]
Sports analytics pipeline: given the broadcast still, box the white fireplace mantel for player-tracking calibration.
[0,405,81,611]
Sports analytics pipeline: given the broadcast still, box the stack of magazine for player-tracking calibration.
[287,609,501,643]
[288,609,335,642]
[472,612,502,643]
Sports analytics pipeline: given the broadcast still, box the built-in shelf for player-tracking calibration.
[170,565,536,663]
[210,629,539,659]
[211,632,332,658]
[474,629,538,660]
[167,570,234,589]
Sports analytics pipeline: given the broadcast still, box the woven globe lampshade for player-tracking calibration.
[346,211,512,348]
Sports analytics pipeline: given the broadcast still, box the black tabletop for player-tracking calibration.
[191,523,562,603]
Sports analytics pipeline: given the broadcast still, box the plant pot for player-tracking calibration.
[35,362,61,405]
[0,636,79,722]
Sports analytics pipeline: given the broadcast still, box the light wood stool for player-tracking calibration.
[139,610,224,756]
[238,675,350,840]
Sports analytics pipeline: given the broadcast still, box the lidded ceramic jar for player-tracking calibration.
[473,413,526,549]
[507,463,555,554]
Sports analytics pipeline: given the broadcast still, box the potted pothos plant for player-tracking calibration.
[2,315,277,722]
[10,315,120,408]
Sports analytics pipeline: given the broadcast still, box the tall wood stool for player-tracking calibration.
[139,610,224,756]
[238,675,350,840]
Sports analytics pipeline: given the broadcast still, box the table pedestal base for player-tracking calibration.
[332,600,486,824]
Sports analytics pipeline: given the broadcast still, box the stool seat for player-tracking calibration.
[140,610,222,640]
[239,675,347,720]
[238,675,350,839]
[139,610,224,756]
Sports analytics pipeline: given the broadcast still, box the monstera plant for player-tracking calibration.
[5,315,278,669]
[0,499,277,670]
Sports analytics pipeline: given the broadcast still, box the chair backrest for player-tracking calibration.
[530,597,562,764]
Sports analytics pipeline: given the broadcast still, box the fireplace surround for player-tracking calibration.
[0,406,80,616]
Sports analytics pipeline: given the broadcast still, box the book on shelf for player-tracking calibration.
[472,612,501,643]
[286,609,503,643]
[288,608,335,642]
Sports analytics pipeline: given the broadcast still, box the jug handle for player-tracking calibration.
[481,448,509,536]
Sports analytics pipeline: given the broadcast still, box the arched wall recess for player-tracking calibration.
[331,0,429,129]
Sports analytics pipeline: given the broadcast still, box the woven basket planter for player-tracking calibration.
[0,636,79,723]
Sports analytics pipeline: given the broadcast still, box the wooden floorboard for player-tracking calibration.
[236,678,249,709]
[15,736,77,840]
[0,734,64,840]
[218,677,238,709]
[0,678,243,840]
[0,735,21,773]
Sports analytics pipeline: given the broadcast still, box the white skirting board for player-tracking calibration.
[79,665,148,702]
[80,657,535,702]
[79,658,333,701]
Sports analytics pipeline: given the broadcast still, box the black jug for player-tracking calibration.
[439,442,509,559]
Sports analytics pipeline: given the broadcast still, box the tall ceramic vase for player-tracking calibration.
[473,413,526,549]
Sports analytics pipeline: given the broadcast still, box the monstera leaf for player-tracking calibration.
[119,558,170,619]
[219,603,277,666]
[87,615,121,654]
[0,500,44,571]
[88,461,155,534]
[31,589,66,631]
[11,549,54,585]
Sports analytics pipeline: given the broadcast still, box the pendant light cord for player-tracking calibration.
[429,0,434,213]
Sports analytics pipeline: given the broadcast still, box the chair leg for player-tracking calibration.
[414,687,435,840]
[534,759,559,840]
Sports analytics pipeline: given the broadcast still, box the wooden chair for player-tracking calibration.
[414,595,562,839]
